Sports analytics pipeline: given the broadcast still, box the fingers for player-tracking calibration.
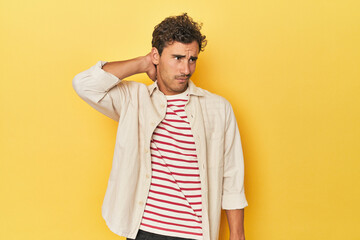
[147,64,157,81]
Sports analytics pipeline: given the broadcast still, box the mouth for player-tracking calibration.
[175,78,188,84]
[175,76,190,81]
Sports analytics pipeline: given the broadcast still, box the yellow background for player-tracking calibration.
[1,0,359,239]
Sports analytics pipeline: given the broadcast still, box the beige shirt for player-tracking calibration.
[72,61,248,240]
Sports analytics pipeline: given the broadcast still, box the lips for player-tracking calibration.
[175,77,189,81]
[175,74,190,81]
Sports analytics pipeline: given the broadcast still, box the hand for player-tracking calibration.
[143,53,157,81]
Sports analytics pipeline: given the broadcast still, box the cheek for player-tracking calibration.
[167,64,179,76]
[169,62,179,71]
[190,64,197,73]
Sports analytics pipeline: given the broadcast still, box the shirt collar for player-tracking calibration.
[148,79,204,97]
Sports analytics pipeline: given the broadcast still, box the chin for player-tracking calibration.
[176,87,188,93]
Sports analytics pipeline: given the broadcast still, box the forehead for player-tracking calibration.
[163,41,199,56]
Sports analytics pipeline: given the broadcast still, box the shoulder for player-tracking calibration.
[194,85,232,109]
[117,80,149,93]
[109,80,151,103]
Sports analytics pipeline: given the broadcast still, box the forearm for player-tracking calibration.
[225,209,245,240]
[102,55,149,79]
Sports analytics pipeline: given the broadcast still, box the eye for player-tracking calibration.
[175,56,181,60]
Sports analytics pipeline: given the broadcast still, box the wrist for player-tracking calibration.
[141,54,153,73]
[229,233,245,240]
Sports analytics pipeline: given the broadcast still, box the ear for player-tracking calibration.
[150,47,160,65]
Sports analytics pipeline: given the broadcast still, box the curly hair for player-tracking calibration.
[152,13,207,55]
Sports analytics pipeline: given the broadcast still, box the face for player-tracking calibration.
[151,41,199,95]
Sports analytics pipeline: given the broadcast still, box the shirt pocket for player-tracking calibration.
[205,132,225,169]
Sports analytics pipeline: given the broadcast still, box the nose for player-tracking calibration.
[181,61,190,75]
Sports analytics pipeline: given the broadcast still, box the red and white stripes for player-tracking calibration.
[140,92,203,239]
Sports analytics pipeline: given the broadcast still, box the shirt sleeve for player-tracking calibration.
[221,100,248,209]
[72,61,124,121]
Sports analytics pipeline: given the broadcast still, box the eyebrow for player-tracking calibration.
[172,54,198,60]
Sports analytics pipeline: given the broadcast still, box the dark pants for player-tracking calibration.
[127,230,195,240]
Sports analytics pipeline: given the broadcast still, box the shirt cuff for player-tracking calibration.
[222,192,248,210]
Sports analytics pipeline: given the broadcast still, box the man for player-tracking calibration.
[73,13,248,240]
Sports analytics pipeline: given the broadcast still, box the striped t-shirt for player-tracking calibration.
[140,89,203,239]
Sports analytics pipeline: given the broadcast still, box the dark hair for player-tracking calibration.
[152,13,207,55]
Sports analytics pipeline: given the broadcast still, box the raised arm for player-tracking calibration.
[72,53,156,121]
[102,53,156,81]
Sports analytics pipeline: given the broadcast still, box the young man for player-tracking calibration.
[73,13,248,240]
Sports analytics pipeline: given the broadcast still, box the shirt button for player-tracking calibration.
[151,121,156,126]
[144,148,149,154]
[139,201,144,205]
[160,104,165,108]
[146,174,150,179]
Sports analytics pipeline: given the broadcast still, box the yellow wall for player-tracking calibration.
[1,0,359,239]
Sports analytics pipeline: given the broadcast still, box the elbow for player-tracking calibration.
[72,73,86,98]
[72,72,102,105]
